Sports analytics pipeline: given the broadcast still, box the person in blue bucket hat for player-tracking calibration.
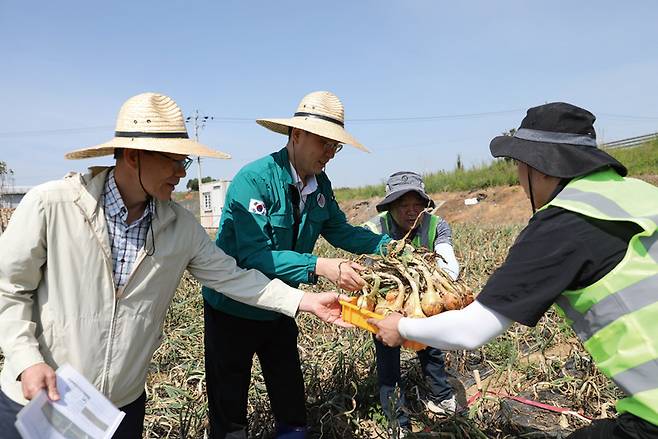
[363,171,460,434]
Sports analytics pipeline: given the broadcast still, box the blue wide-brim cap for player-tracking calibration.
[376,185,435,212]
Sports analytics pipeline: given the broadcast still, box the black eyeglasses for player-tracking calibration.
[150,151,193,171]
[322,140,343,155]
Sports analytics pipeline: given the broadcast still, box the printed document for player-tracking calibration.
[14,364,125,439]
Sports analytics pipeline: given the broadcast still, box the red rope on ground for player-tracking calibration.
[467,390,592,422]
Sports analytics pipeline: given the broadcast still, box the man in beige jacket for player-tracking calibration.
[0,93,348,438]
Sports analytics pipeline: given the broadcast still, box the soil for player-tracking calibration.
[339,184,532,226]
[340,174,658,227]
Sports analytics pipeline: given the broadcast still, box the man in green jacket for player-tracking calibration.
[202,91,390,438]
[372,102,658,438]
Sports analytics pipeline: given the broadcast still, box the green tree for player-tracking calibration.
[456,154,463,171]
[0,160,13,191]
[186,176,214,192]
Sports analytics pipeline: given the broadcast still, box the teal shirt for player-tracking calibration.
[202,147,390,320]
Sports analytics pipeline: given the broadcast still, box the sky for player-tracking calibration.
[2,1,658,190]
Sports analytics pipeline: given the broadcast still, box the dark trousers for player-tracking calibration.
[566,413,658,439]
[204,301,307,439]
[113,391,147,439]
[374,338,452,427]
[0,388,146,439]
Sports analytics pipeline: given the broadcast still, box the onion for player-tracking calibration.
[356,294,376,311]
[417,264,444,316]
[401,267,426,318]
[442,291,462,311]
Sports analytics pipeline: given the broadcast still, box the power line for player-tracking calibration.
[0,108,521,138]
[204,108,528,124]
[347,108,526,123]
[0,125,114,138]
[207,117,253,123]
[3,109,657,139]
[204,108,528,125]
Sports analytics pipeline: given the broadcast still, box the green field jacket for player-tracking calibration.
[202,147,390,320]
[543,169,658,426]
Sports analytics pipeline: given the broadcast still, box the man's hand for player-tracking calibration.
[299,292,354,328]
[20,363,60,401]
[368,313,405,347]
[315,258,366,291]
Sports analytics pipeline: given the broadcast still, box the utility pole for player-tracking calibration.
[185,110,214,223]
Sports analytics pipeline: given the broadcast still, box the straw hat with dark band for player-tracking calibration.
[256,91,369,152]
[65,92,230,160]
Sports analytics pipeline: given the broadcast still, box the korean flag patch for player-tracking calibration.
[317,193,326,208]
[248,199,267,215]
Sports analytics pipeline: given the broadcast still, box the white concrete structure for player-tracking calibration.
[0,186,31,209]
[199,180,231,229]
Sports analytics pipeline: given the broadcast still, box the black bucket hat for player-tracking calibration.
[376,171,435,212]
[490,102,627,178]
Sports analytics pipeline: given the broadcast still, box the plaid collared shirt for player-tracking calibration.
[102,169,154,290]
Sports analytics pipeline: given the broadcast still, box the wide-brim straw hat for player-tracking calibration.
[65,92,230,160]
[256,91,369,152]
[490,102,626,179]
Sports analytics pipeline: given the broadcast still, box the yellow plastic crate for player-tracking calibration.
[340,297,426,351]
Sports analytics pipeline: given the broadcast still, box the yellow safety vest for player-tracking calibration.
[542,169,658,425]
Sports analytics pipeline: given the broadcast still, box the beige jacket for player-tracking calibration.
[0,167,303,406]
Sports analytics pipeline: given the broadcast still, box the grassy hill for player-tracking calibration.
[335,139,658,202]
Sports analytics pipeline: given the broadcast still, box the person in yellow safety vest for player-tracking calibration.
[363,171,460,433]
[371,102,658,438]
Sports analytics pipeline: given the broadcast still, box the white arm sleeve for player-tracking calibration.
[435,242,460,281]
[398,300,513,350]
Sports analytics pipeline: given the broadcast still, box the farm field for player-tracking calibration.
[5,141,658,437]
[0,203,632,438]
[151,139,658,435]
[142,194,619,438]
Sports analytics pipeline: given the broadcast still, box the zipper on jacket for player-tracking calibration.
[98,229,118,395]
[77,208,118,396]
[100,295,119,394]
[117,249,147,299]
[100,246,148,395]
[100,228,154,391]
[95,236,117,395]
